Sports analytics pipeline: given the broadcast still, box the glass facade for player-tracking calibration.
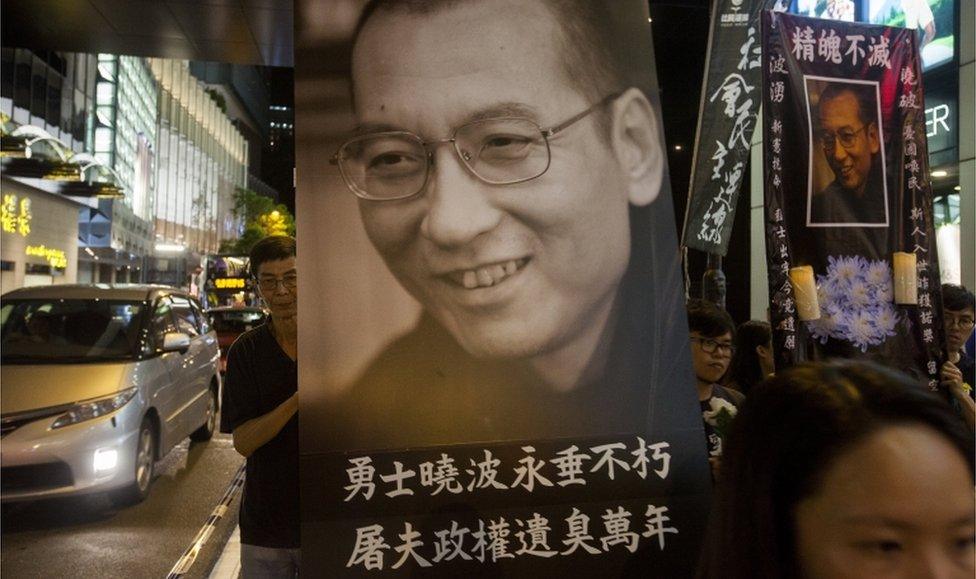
[149,59,247,255]
[1,49,97,155]
[3,48,249,287]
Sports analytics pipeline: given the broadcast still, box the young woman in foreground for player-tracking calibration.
[698,360,975,579]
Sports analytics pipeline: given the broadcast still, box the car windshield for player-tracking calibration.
[0,299,145,363]
[209,310,266,333]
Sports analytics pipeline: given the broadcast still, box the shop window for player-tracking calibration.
[1,261,15,271]
[25,263,51,275]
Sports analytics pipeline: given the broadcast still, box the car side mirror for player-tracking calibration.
[161,332,191,353]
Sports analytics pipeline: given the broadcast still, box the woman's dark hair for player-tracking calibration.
[697,360,974,579]
[686,298,735,339]
[728,320,771,395]
[249,235,296,278]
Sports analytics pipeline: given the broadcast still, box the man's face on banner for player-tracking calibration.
[350,0,640,361]
[819,90,880,196]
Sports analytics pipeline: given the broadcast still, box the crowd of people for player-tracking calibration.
[687,285,975,577]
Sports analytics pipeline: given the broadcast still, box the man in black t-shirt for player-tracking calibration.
[686,299,742,481]
[221,236,299,578]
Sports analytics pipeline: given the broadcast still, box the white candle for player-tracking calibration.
[893,252,918,305]
[789,265,820,321]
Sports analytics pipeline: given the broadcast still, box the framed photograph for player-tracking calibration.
[804,76,889,228]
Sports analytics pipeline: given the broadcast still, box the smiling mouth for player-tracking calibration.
[445,258,530,289]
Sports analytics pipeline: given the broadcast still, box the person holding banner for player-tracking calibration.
[941,284,975,431]
[221,236,300,577]
[327,0,680,448]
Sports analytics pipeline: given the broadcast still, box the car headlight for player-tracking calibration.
[51,388,138,429]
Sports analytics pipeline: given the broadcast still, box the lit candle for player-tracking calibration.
[892,252,917,305]
[789,265,820,321]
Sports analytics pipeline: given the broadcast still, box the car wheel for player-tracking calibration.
[111,417,155,507]
[190,387,217,442]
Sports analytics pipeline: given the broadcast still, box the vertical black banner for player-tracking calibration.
[681,0,767,255]
[295,1,712,576]
[761,11,943,384]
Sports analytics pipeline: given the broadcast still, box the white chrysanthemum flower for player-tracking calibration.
[835,257,861,285]
[849,280,871,307]
[845,309,877,352]
[703,397,737,426]
[865,260,892,287]
[876,283,893,303]
[874,305,898,337]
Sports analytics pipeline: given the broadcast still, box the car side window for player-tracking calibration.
[190,300,210,334]
[170,296,200,338]
[151,298,178,348]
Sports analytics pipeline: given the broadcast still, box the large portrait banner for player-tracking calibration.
[761,11,943,383]
[295,0,712,576]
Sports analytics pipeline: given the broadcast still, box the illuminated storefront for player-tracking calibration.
[0,180,80,293]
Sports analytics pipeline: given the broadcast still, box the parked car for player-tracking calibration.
[0,284,221,506]
[206,306,268,373]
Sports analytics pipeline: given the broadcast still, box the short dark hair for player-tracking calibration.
[818,82,876,127]
[686,298,735,339]
[249,235,296,278]
[942,283,975,313]
[352,0,633,133]
[697,360,974,579]
[728,320,772,395]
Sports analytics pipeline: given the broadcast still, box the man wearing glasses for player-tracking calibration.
[810,82,887,226]
[327,0,686,447]
[941,284,975,431]
[684,299,741,480]
[221,235,299,577]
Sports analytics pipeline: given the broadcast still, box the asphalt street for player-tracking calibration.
[1,431,244,579]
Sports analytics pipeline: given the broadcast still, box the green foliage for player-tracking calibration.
[205,88,228,114]
[220,188,295,254]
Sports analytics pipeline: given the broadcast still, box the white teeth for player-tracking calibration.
[491,265,505,282]
[476,268,492,286]
[452,258,526,289]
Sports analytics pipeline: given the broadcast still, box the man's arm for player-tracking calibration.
[232,392,298,458]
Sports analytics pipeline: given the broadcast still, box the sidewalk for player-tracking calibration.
[208,526,241,579]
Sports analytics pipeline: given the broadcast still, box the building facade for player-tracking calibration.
[2,48,249,293]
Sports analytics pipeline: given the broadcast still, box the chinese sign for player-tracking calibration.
[681,0,770,255]
[25,245,67,269]
[1,194,32,237]
[214,277,246,289]
[302,435,709,576]
[761,11,943,384]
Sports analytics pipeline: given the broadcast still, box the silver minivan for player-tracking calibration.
[1,284,221,505]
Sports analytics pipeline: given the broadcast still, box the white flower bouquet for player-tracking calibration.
[806,255,900,352]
